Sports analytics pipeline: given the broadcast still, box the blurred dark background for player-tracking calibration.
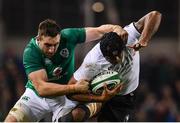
[0,0,179,37]
[0,0,179,121]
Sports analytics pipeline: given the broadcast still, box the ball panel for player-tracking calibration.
[91,79,120,89]
[91,71,119,85]
[90,70,122,95]
[91,80,120,95]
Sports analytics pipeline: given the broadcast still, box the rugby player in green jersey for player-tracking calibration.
[4,19,127,122]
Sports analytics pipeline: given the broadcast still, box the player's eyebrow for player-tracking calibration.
[44,42,59,47]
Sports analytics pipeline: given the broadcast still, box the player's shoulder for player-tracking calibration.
[123,22,141,46]
[86,43,103,61]
[23,38,42,59]
[24,38,34,52]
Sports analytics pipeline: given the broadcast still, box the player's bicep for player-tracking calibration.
[134,11,161,33]
[28,69,48,89]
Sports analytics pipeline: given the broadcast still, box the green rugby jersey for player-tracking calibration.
[23,28,86,95]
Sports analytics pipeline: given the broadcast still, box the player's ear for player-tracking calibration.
[36,35,41,42]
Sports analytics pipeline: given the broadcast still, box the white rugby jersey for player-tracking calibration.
[74,23,141,95]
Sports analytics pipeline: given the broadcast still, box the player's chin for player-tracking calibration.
[46,54,54,58]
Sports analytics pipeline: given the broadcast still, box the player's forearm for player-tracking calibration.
[85,24,125,42]
[97,24,122,35]
[36,82,77,97]
[68,94,104,102]
[139,11,162,46]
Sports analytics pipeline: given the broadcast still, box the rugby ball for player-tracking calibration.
[90,70,122,95]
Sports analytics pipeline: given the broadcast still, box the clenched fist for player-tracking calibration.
[113,25,128,42]
[129,42,147,51]
[74,79,89,93]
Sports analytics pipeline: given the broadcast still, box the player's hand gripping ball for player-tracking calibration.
[90,70,122,95]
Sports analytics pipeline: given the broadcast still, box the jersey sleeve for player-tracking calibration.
[74,55,95,81]
[74,44,102,81]
[23,47,44,75]
[61,28,86,44]
[74,62,102,82]
[123,22,141,46]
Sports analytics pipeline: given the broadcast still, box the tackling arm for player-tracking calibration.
[67,76,123,102]
[133,11,162,49]
[85,24,128,42]
[28,69,89,97]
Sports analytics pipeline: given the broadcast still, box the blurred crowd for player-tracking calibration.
[0,49,179,122]
[0,49,26,121]
[134,55,180,122]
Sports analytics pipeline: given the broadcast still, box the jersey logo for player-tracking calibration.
[60,48,69,58]
[53,67,62,77]
[49,67,67,81]
[45,58,52,65]
[21,96,30,101]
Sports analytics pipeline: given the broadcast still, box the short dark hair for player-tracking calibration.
[38,19,60,37]
[100,32,126,59]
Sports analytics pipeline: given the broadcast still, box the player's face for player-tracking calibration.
[105,51,125,64]
[38,34,60,58]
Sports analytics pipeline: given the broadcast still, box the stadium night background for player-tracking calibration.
[0,0,179,121]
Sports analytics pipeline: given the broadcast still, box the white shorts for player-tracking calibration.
[8,88,77,122]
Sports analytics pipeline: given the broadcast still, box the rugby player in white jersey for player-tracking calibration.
[58,11,162,122]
